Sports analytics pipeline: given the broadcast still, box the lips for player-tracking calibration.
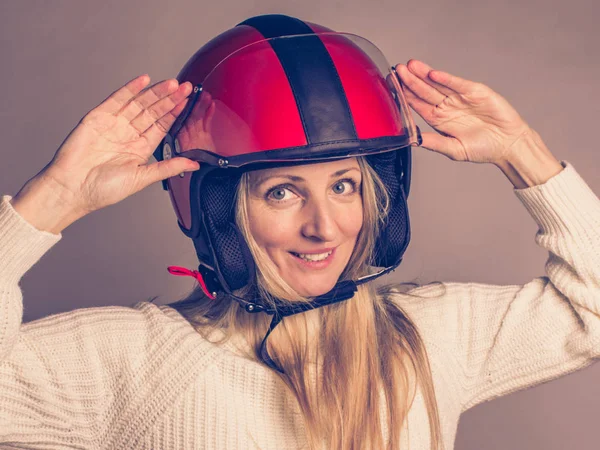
[289,247,336,255]
[288,247,336,269]
[291,250,333,261]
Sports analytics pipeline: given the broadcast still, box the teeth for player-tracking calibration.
[294,251,332,262]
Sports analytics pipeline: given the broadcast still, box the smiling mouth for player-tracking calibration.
[288,248,337,269]
[290,250,334,262]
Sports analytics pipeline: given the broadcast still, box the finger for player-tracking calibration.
[130,82,193,134]
[402,84,436,120]
[404,60,458,97]
[141,97,189,149]
[118,78,182,122]
[418,130,466,161]
[140,157,200,188]
[396,63,447,107]
[408,60,476,96]
[92,74,152,115]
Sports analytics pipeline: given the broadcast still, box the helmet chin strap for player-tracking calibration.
[230,264,400,374]
[168,262,400,374]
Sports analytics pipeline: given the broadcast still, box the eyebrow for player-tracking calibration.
[253,167,360,187]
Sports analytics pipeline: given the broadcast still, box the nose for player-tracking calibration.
[300,196,338,242]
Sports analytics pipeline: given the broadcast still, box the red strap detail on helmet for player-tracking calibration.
[167,266,216,300]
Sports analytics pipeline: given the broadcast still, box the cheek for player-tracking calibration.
[338,200,363,239]
[247,203,297,249]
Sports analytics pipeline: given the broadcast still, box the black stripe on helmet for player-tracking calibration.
[237,14,358,145]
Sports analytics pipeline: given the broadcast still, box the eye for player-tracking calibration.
[265,178,358,203]
[266,185,297,202]
[332,178,358,195]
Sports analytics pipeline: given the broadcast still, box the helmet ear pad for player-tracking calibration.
[199,169,255,291]
[365,150,411,268]
[198,149,411,293]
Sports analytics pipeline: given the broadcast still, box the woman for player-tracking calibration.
[1,14,598,450]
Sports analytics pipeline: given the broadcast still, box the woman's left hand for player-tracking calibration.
[395,59,531,165]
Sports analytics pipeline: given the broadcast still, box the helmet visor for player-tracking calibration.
[172,31,420,167]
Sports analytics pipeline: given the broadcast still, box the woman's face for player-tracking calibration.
[247,158,363,298]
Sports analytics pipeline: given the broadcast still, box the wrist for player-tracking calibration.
[494,128,564,189]
[10,175,86,235]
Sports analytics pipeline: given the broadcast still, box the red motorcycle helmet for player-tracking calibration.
[153,14,421,372]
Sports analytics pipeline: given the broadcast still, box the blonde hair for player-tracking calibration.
[164,156,444,449]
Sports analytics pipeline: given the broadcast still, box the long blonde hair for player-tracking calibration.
[163,156,444,449]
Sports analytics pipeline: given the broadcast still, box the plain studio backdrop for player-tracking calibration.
[1,1,598,449]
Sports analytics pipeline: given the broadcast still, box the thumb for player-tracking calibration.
[141,157,200,186]
[419,131,466,162]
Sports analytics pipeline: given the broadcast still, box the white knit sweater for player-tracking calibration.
[0,160,599,449]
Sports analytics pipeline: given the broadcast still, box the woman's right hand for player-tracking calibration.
[38,74,201,218]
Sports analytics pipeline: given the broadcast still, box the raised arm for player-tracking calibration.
[0,74,206,447]
[392,59,600,412]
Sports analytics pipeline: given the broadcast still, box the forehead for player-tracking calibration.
[248,157,360,184]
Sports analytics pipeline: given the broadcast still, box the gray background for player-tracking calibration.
[1,0,598,448]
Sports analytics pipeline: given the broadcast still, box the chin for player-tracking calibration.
[292,277,339,298]
[277,248,353,298]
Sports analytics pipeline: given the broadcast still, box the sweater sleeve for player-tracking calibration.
[0,194,215,449]
[393,161,600,414]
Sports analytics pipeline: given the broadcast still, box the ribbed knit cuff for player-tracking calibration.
[0,194,62,284]
[513,161,600,237]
